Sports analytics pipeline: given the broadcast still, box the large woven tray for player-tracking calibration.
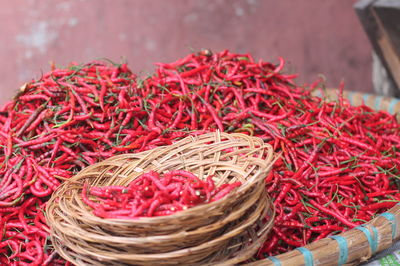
[250,90,400,266]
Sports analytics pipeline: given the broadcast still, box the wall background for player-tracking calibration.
[0,0,371,104]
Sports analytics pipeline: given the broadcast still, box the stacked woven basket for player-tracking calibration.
[46,132,276,265]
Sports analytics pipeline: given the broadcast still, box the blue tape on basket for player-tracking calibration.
[314,90,322,98]
[348,91,354,105]
[388,98,400,114]
[374,95,383,110]
[380,212,397,240]
[296,247,314,266]
[329,235,348,266]
[362,93,369,104]
[355,225,378,254]
[268,256,281,266]
[372,226,378,251]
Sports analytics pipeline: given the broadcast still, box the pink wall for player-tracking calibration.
[0,0,371,104]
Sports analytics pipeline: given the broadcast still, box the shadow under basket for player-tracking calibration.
[45,132,277,265]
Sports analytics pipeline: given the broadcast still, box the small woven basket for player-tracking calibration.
[46,132,277,265]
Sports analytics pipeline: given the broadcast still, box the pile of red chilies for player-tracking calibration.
[0,50,400,264]
[83,170,241,219]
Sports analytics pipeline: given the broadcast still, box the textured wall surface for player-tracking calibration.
[0,0,371,104]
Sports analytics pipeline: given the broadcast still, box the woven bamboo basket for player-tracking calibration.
[45,132,277,265]
[250,89,400,266]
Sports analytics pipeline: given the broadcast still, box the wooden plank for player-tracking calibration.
[373,0,400,48]
[354,0,400,96]
[372,0,400,91]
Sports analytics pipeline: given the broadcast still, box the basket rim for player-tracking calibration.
[48,132,276,224]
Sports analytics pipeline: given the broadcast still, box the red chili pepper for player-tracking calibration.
[361,201,397,211]
[309,199,358,228]
[17,134,56,148]
[211,182,241,202]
